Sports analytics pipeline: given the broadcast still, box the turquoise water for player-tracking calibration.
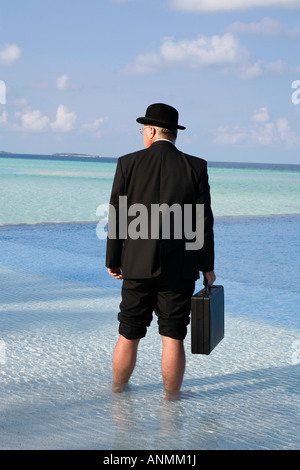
[0,155,299,450]
[210,167,300,216]
[0,218,299,449]
[0,157,115,224]
[1,156,299,224]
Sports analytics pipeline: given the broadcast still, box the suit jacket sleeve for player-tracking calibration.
[197,161,214,272]
[105,158,125,269]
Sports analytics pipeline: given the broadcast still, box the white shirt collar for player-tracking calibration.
[155,138,175,145]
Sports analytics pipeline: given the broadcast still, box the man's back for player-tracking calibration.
[106,140,214,279]
[119,140,205,207]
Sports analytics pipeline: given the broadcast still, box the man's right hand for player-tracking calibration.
[203,270,216,286]
[108,267,123,280]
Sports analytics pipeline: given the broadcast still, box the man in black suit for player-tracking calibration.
[106,103,215,397]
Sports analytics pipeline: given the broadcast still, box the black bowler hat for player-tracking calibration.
[136,103,186,130]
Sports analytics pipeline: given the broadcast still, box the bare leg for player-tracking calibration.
[161,335,185,398]
[112,335,140,392]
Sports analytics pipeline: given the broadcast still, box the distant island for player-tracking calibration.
[0,151,299,170]
[0,151,117,163]
[52,153,100,158]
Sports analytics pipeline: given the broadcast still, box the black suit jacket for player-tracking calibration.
[105,140,214,280]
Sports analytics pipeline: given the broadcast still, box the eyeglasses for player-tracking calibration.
[139,126,152,134]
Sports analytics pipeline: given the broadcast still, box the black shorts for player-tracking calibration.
[118,271,195,340]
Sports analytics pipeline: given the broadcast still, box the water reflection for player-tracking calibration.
[111,386,148,450]
[110,385,222,450]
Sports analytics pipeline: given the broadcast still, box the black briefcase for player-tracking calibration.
[191,285,224,355]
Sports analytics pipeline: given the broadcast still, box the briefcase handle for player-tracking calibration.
[204,280,210,293]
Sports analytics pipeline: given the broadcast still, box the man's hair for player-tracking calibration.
[156,127,178,141]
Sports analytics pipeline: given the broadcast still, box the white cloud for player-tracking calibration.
[55,74,80,91]
[233,60,263,80]
[56,74,70,91]
[81,116,108,137]
[124,33,261,79]
[170,0,300,12]
[214,107,300,147]
[0,44,21,66]
[227,18,282,36]
[31,75,77,91]
[276,117,300,147]
[124,51,163,75]
[250,121,277,145]
[265,60,286,75]
[251,107,270,123]
[50,104,77,132]
[160,34,239,67]
[214,126,248,145]
[5,103,78,133]
[0,110,7,125]
[21,109,50,132]
[227,17,300,39]
[124,34,241,74]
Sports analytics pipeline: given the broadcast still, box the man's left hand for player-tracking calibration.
[203,270,216,286]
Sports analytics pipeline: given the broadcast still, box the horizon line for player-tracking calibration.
[0,151,299,168]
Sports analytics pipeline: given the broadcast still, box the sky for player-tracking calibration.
[1,0,300,164]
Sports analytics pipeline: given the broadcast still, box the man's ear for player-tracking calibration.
[151,127,157,140]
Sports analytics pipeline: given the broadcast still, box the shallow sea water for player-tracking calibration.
[0,218,299,450]
[1,156,300,223]
[0,156,299,450]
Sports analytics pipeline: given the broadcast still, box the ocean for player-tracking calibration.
[0,153,299,450]
[0,153,299,224]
